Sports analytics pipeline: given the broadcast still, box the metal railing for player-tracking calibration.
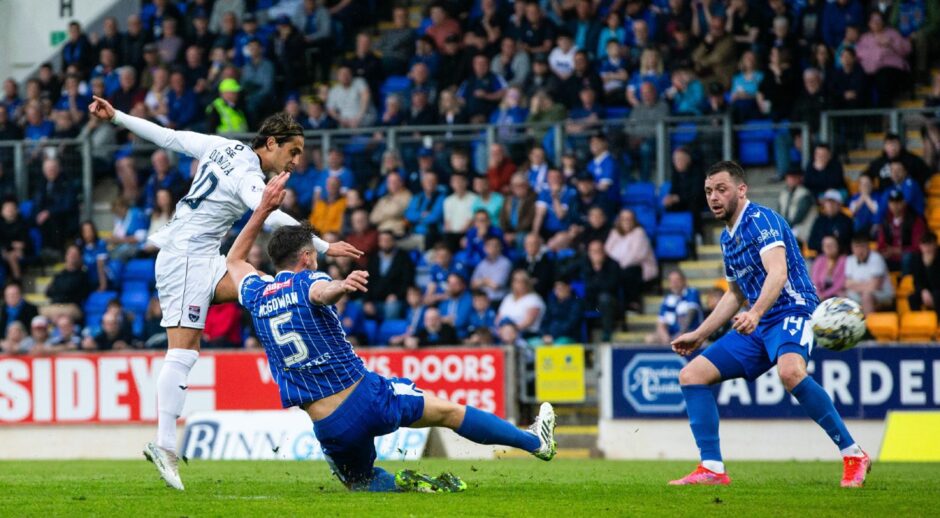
[1,107,931,222]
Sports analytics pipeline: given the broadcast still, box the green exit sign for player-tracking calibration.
[50,30,66,46]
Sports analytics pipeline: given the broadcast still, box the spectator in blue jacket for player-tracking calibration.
[405,170,446,247]
[821,0,864,49]
[108,197,149,261]
[439,273,474,338]
[78,221,113,292]
[143,150,184,211]
[587,133,620,201]
[648,270,703,345]
[316,148,356,194]
[457,53,507,122]
[540,278,584,344]
[881,161,925,217]
[62,21,95,73]
[665,68,705,115]
[166,70,200,129]
[462,209,504,268]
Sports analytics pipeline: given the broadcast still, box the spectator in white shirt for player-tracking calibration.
[548,31,577,81]
[496,270,546,335]
[326,64,375,128]
[844,234,895,315]
[443,173,480,248]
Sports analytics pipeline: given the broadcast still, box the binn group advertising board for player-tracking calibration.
[606,346,940,419]
[0,348,505,424]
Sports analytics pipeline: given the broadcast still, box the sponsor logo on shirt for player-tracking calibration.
[263,279,293,296]
[188,305,202,323]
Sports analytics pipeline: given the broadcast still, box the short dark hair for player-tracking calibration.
[267,223,315,270]
[920,232,938,245]
[851,233,871,245]
[250,112,304,149]
[705,160,747,184]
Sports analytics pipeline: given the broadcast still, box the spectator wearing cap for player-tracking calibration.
[808,189,854,254]
[270,16,306,91]
[812,235,848,300]
[166,70,200,129]
[648,270,703,345]
[443,173,480,248]
[863,133,931,192]
[0,282,38,340]
[778,169,818,244]
[33,157,79,253]
[491,37,530,89]
[404,170,446,247]
[566,0,601,57]
[909,232,940,317]
[848,175,880,237]
[376,7,415,76]
[327,65,376,129]
[540,277,584,344]
[856,10,911,107]
[880,161,925,217]
[804,144,846,199]
[845,233,894,315]
[19,315,51,355]
[523,56,562,100]
[206,78,248,133]
[877,189,926,273]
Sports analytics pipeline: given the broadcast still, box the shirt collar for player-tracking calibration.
[728,200,751,237]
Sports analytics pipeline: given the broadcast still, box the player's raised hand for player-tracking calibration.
[731,310,759,335]
[671,331,705,356]
[88,96,116,121]
[326,241,365,259]
[259,171,290,214]
[341,270,369,293]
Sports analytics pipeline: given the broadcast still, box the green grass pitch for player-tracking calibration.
[1,459,937,517]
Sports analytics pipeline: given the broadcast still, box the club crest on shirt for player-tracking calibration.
[188,305,202,322]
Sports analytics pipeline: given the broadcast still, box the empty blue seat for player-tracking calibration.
[739,140,770,165]
[380,75,411,102]
[658,211,694,242]
[377,319,409,345]
[633,205,658,239]
[670,123,698,147]
[570,280,586,299]
[361,319,378,345]
[604,106,631,120]
[655,233,690,261]
[621,181,657,208]
[657,181,672,213]
[123,258,156,284]
[737,119,775,166]
[120,282,151,313]
[18,200,34,220]
[131,312,145,338]
[84,291,118,315]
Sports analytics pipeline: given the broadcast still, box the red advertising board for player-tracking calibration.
[0,348,506,424]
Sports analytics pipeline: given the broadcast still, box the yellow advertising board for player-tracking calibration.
[880,411,940,462]
[535,345,585,403]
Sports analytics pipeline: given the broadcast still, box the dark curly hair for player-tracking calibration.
[705,160,747,185]
[250,112,304,149]
[267,223,316,270]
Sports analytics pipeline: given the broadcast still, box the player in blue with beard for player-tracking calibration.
[669,161,870,488]
[226,173,556,493]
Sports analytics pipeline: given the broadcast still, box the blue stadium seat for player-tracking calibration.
[570,280,586,299]
[380,75,411,103]
[737,120,776,166]
[85,311,104,335]
[739,140,770,166]
[377,319,409,345]
[621,181,657,208]
[18,200,34,220]
[603,106,630,120]
[28,228,42,255]
[658,211,694,242]
[361,319,378,345]
[131,312,145,338]
[671,122,698,147]
[122,258,156,284]
[107,259,124,284]
[655,233,690,261]
[633,205,658,239]
[84,291,118,315]
[120,282,151,313]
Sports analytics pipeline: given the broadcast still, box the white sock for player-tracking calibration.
[156,349,199,453]
[702,460,725,474]
[840,443,864,458]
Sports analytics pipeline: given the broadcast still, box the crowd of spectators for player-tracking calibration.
[0,0,939,353]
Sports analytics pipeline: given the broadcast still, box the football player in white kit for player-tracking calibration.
[88,96,363,490]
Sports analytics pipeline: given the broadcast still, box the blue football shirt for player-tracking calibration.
[720,201,819,323]
[239,270,367,407]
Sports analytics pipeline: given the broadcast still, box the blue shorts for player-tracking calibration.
[702,313,815,381]
[313,371,425,486]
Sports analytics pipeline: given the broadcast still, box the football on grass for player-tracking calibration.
[810,297,867,352]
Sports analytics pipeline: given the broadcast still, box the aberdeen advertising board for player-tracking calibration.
[607,346,940,419]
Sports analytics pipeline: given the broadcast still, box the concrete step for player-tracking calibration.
[644,295,664,314]
[663,276,719,291]
[24,293,48,306]
[33,276,52,294]
[612,330,648,343]
[864,130,923,149]
[625,313,660,333]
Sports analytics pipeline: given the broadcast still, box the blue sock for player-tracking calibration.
[681,385,722,462]
[456,406,541,452]
[348,468,398,493]
[791,377,854,449]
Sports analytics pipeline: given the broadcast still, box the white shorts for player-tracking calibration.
[155,251,228,329]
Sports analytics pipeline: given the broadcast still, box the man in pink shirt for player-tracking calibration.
[855,10,911,106]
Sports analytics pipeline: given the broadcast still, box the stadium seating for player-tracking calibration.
[654,233,689,261]
[896,275,914,298]
[123,259,156,285]
[377,319,409,345]
[379,75,411,104]
[633,205,658,239]
[866,312,899,342]
[657,212,694,243]
[622,182,657,209]
[119,282,151,313]
[899,311,937,342]
[84,291,118,316]
[736,120,776,166]
[18,200,34,220]
[670,123,697,148]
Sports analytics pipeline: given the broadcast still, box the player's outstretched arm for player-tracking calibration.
[88,96,222,159]
[672,282,745,355]
[732,246,788,335]
[226,172,290,290]
[308,270,369,306]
